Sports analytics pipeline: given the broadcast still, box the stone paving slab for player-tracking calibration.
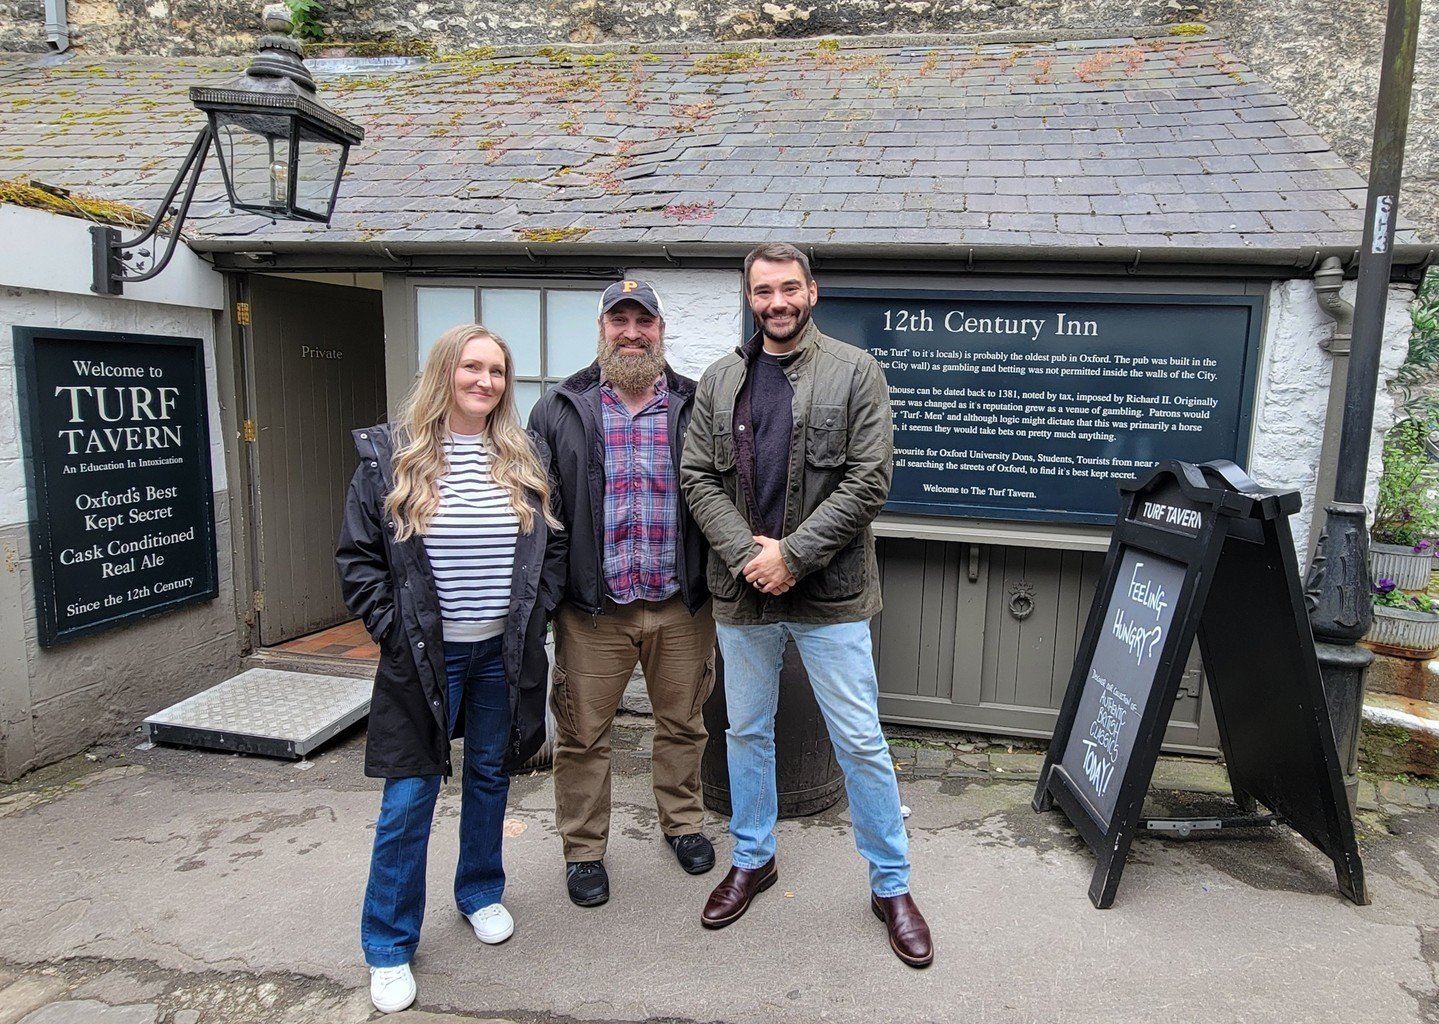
[0,725,1434,1023]
[0,976,69,1024]
[388,1015,516,1023]
[1149,757,1233,794]
[16,1003,156,1024]
[985,750,1045,780]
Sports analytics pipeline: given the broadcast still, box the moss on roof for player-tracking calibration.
[0,178,151,228]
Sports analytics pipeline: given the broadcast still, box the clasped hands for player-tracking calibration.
[742,535,797,595]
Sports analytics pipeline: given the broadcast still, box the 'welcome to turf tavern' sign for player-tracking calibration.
[14,326,218,646]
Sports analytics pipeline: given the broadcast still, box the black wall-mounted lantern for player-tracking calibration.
[92,4,364,295]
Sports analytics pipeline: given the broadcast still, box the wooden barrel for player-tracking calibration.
[701,642,845,818]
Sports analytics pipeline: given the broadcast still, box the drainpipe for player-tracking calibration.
[44,0,70,52]
[1309,255,1353,569]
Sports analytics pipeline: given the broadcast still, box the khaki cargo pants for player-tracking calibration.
[551,595,716,862]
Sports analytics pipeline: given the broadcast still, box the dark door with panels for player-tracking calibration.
[248,275,387,646]
[873,537,1219,754]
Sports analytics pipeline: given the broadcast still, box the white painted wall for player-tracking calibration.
[1248,279,1413,556]
[0,202,228,528]
[0,203,235,780]
[0,205,223,310]
[625,266,743,379]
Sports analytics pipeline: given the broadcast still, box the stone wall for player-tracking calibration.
[5,1,1202,53]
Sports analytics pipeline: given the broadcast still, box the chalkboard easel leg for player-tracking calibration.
[1335,852,1370,907]
[1087,848,1125,910]
[1032,767,1055,812]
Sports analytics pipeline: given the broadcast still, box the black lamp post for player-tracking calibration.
[91,4,363,295]
[1306,0,1422,807]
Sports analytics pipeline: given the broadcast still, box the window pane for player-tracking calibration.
[511,381,543,425]
[546,289,603,378]
[214,123,291,217]
[482,289,542,377]
[416,288,476,363]
[293,133,344,220]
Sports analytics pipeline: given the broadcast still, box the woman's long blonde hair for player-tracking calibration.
[385,324,558,539]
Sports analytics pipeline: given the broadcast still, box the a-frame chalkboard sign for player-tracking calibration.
[1033,459,1368,910]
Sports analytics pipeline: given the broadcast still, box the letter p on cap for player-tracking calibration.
[598,279,665,319]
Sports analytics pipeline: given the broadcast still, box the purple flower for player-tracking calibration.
[1375,577,1398,594]
[1414,539,1433,553]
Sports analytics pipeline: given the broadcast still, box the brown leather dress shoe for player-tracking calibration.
[701,859,777,929]
[871,892,934,968]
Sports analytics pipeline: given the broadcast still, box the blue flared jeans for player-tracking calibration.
[716,619,910,897]
[360,637,510,967]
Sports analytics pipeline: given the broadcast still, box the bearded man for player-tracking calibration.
[529,279,716,908]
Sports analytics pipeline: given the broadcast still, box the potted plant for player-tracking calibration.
[1366,578,1439,659]
[1369,417,1439,590]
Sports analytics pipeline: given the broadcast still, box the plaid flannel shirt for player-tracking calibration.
[601,380,680,604]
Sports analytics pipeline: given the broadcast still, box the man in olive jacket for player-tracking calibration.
[679,243,932,968]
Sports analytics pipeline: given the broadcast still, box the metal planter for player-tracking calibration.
[1370,541,1434,591]
[1366,603,1439,659]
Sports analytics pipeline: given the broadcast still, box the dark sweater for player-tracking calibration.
[744,350,795,538]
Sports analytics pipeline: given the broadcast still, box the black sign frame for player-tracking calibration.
[813,288,1265,525]
[1033,460,1367,909]
[14,325,219,647]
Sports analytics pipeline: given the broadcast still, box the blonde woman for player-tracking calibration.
[336,324,561,1014]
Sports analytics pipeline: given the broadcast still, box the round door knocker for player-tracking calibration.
[1008,581,1036,621]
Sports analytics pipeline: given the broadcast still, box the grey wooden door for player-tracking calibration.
[874,538,1219,754]
[249,275,386,646]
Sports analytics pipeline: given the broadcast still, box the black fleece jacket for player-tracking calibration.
[527,361,709,616]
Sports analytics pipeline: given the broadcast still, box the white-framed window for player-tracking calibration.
[414,281,607,422]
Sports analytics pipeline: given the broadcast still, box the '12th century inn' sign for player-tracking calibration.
[14,326,219,646]
[814,289,1264,524]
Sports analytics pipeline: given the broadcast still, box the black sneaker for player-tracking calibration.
[565,860,609,907]
[666,832,716,875]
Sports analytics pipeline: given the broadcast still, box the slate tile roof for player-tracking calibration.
[0,34,1409,255]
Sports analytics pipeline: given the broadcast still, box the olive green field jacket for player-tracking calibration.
[679,320,893,626]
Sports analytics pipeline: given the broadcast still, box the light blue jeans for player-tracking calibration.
[716,619,910,897]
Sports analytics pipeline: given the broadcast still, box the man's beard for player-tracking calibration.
[598,334,666,393]
[760,302,812,343]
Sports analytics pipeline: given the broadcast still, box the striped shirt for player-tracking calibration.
[422,434,519,642]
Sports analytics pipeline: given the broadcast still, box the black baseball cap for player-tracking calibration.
[598,279,666,319]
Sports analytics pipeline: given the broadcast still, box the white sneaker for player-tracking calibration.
[467,902,515,944]
[368,963,416,1014]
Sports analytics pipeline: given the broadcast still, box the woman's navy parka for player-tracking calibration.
[335,423,561,778]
